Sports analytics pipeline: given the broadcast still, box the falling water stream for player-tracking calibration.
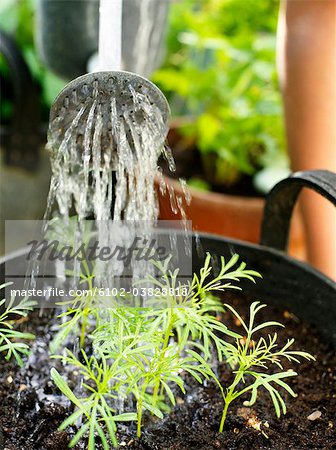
[38,0,191,293]
[46,86,168,223]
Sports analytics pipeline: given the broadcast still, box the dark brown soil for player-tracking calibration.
[1,294,335,450]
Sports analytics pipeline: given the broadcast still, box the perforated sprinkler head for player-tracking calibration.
[48,71,170,158]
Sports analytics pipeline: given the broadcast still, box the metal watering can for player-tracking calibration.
[35,0,171,80]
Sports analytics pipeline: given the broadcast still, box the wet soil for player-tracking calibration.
[1,293,335,450]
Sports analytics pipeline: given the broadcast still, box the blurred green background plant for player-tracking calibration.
[0,0,66,123]
[153,0,289,193]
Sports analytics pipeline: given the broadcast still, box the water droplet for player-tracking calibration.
[163,145,176,172]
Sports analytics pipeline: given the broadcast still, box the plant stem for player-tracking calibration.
[152,308,175,405]
[219,398,231,432]
[80,307,88,348]
[137,383,148,437]
[137,398,143,438]
[152,381,160,405]
[219,368,243,432]
[162,308,174,351]
[79,270,94,348]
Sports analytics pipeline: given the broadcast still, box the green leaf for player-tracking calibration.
[142,402,164,419]
[113,412,137,422]
[88,404,98,450]
[252,321,284,334]
[161,380,176,406]
[69,422,90,448]
[60,408,85,431]
[224,303,248,333]
[197,113,221,149]
[50,368,87,414]
[95,421,110,450]
[97,405,118,448]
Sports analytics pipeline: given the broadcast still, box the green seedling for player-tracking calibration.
[50,259,100,353]
[52,306,219,444]
[124,338,219,437]
[51,350,137,450]
[134,253,261,407]
[0,282,35,366]
[219,301,315,431]
[45,217,99,352]
[50,253,260,446]
[50,253,314,448]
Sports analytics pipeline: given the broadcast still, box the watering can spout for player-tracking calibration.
[36,0,170,81]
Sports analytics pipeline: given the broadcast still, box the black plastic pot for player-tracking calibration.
[1,170,335,345]
[192,170,336,346]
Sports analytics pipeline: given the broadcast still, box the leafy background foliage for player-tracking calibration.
[153,0,288,188]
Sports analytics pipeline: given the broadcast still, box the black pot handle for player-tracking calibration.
[260,170,336,252]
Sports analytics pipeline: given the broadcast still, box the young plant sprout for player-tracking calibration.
[50,260,100,353]
[50,253,314,448]
[219,301,315,431]
[133,253,261,408]
[0,283,35,366]
[43,217,98,352]
[51,350,137,450]
[51,302,221,448]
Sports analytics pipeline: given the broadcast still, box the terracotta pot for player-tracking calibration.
[157,175,307,261]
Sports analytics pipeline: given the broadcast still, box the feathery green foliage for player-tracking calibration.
[51,352,137,450]
[50,254,313,448]
[0,282,35,366]
[50,260,100,353]
[219,301,315,431]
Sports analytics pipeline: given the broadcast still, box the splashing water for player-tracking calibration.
[37,0,193,294]
[46,84,167,224]
[42,74,194,291]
